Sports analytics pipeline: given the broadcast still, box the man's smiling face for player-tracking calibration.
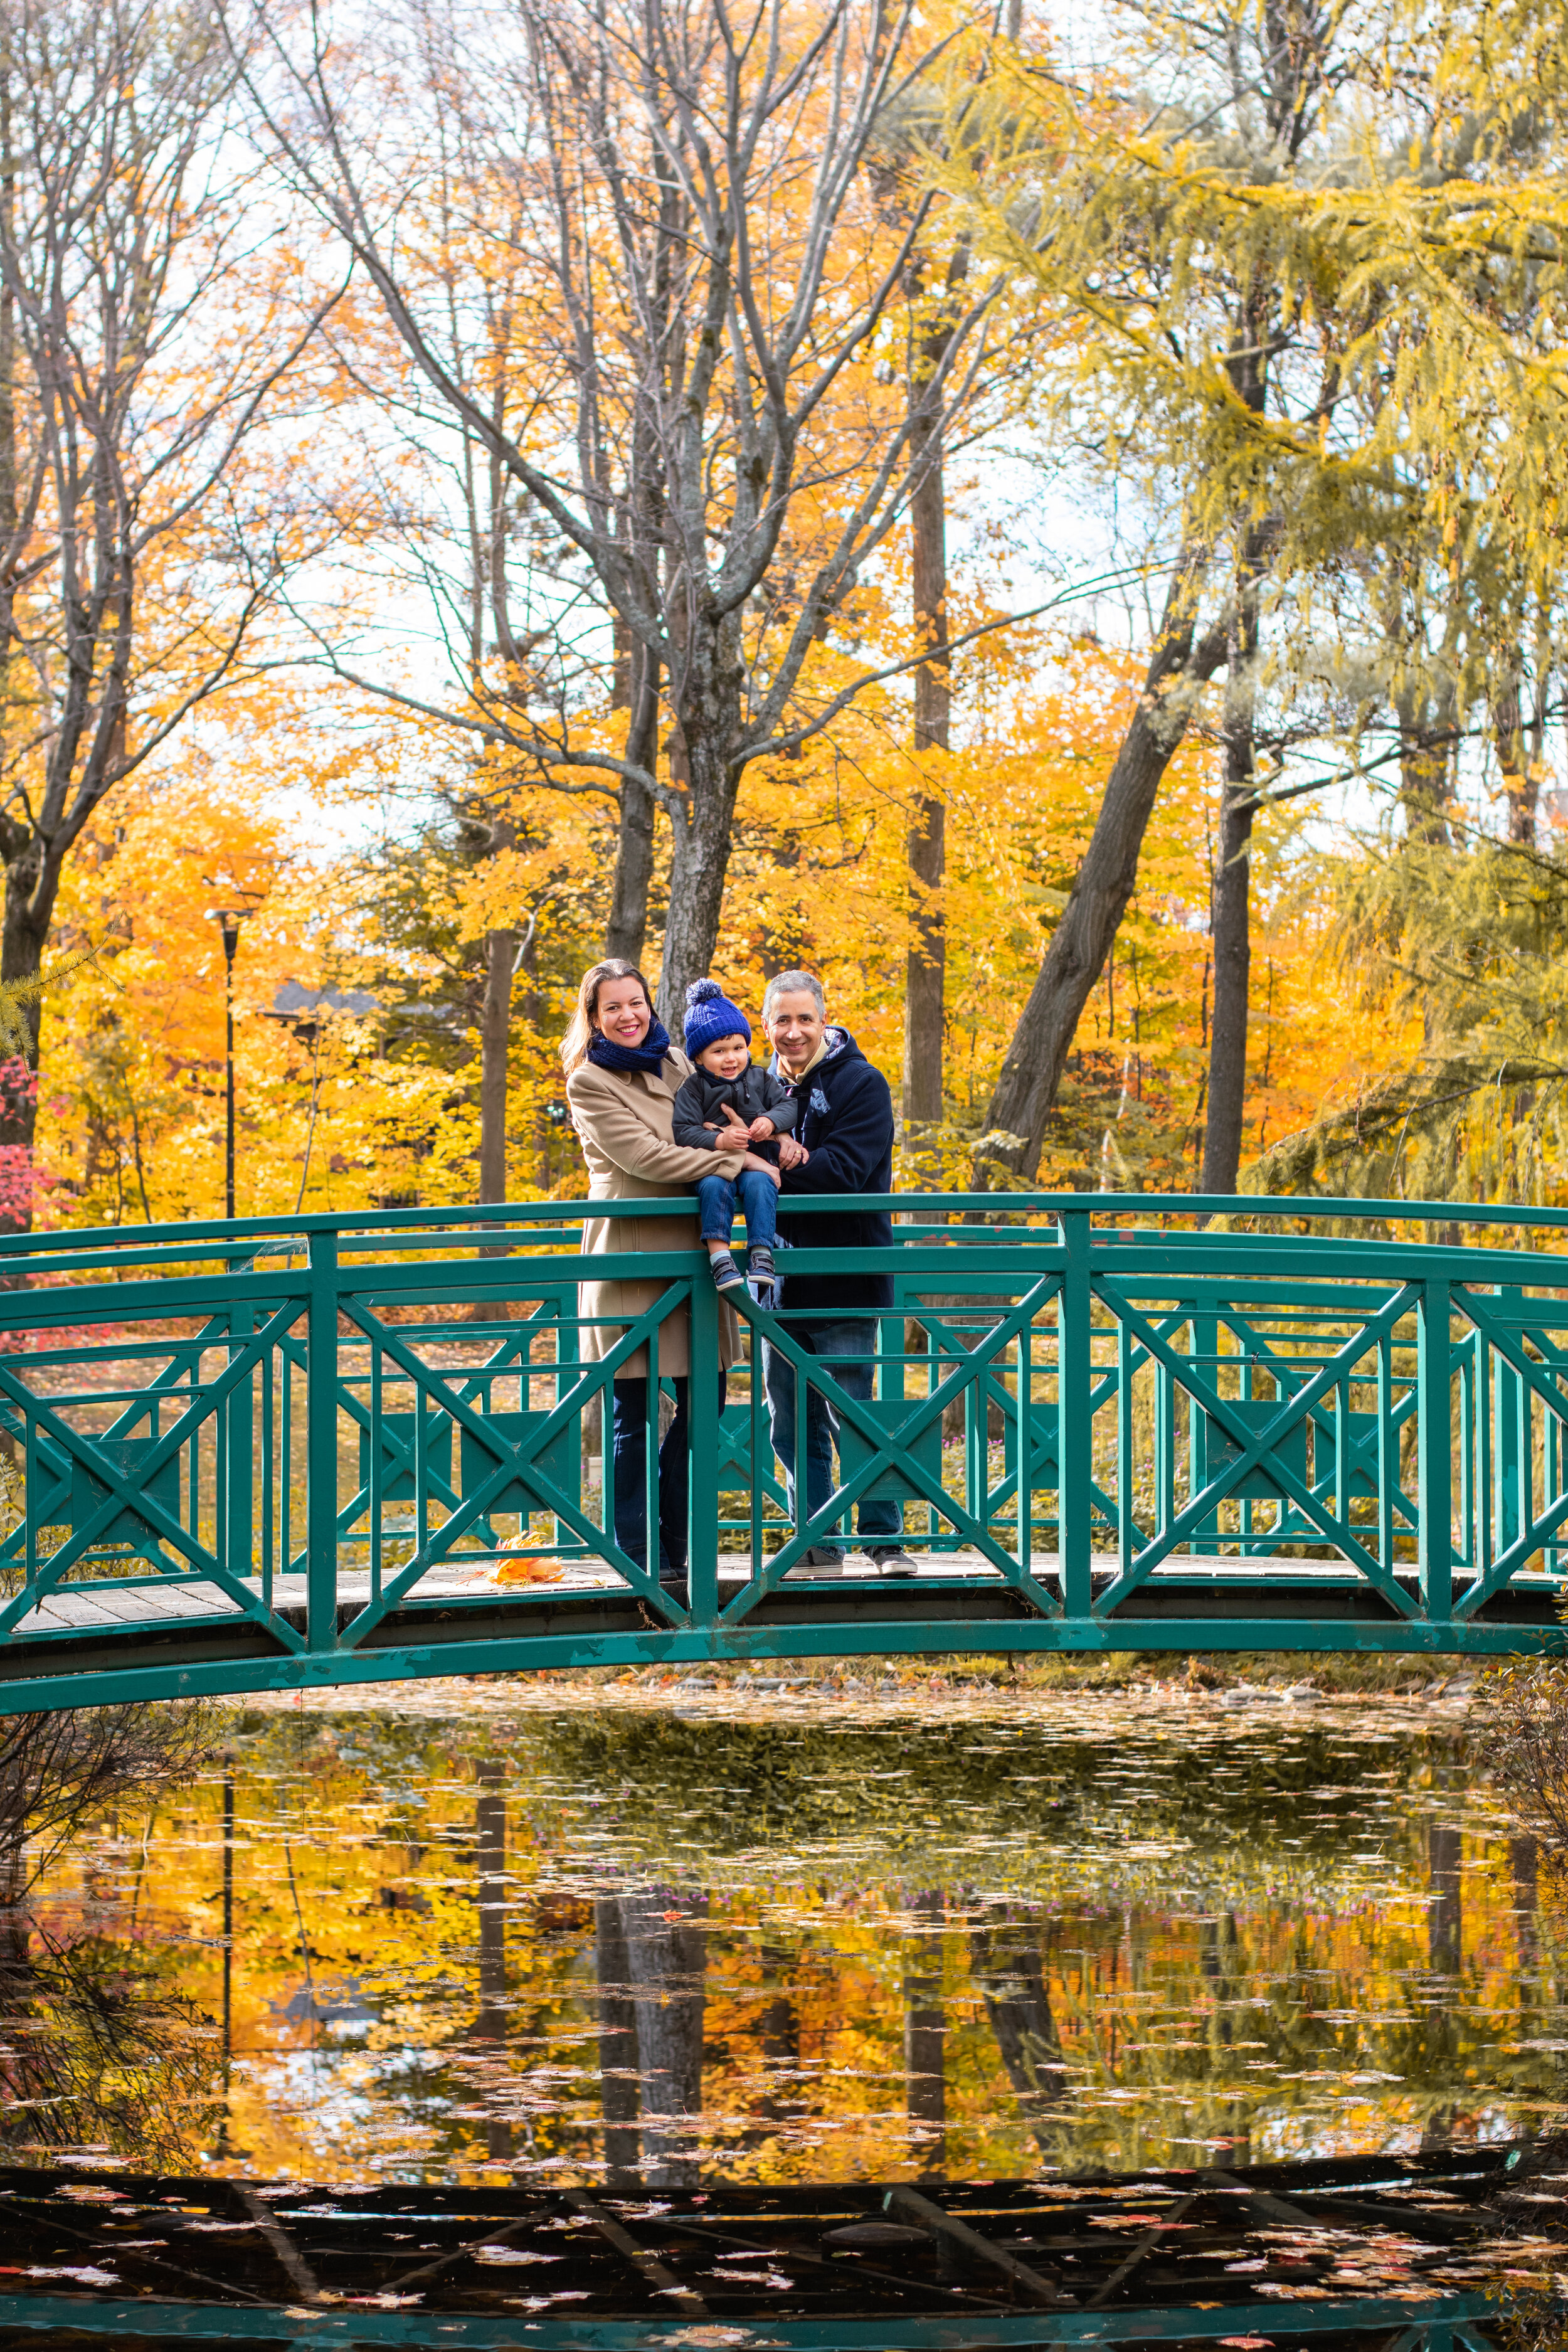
[764,988,825,1074]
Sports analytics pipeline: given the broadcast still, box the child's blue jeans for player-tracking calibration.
[696,1165,778,1253]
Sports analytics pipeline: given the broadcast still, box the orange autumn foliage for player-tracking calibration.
[27,640,1397,1224]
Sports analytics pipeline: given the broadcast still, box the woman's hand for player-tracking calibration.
[714,1115,751,1152]
[777,1135,807,1170]
[743,1151,783,1188]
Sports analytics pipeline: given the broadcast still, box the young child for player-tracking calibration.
[672,978,798,1295]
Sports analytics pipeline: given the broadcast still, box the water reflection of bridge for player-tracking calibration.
[0,2149,1539,2343]
[3,1191,1567,1714]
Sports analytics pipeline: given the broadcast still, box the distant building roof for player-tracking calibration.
[268,980,382,1020]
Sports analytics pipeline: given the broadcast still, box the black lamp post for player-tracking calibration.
[206,908,254,1220]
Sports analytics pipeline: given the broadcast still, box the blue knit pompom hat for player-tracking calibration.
[684,977,751,1057]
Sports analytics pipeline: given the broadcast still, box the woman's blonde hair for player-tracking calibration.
[561,958,654,1073]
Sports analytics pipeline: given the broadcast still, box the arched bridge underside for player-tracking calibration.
[2,1192,1568,1715]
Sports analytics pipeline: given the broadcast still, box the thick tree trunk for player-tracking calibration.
[903,309,951,1126]
[607,628,659,965]
[977,554,1227,1182]
[0,81,29,1199]
[607,778,655,965]
[657,644,740,1022]
[1200,781,1253,1194]
[0,859,48,1200]
[478,928,516,1204]
[1494,669,1541,848]
[1397,678,1456,847]
[1200,586,1261,1195]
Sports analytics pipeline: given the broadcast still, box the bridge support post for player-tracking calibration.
[1057,1211,1093,1618]
[687,1273,719,1622]
[1418,1276,1453,1621]
[225,1263,254,1582]
[307,1229,340,1653]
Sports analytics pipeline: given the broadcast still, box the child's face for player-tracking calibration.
[697,1032,751,1081]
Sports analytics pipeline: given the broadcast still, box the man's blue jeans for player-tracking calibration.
[696,1166,778,1252]
[763,1318,901,1553]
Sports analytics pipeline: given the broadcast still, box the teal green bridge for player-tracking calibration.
[1,1190,1567,1714]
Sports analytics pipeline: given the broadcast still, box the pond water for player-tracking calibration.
[23,1680,1568,2188]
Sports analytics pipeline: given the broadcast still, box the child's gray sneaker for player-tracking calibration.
[709,1249,744,1291]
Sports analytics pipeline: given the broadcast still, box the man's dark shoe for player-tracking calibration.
[708,1249,744,1291]
[659,1574,690,1609]
[867,1545,919,1577]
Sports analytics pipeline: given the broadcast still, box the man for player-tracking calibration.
[760,970,920,1577]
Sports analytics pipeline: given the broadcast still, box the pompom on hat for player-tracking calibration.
[684,977,752,1057]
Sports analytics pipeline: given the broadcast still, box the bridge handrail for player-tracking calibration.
[0,1187,1567,1268]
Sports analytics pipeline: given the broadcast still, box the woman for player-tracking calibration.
[562,958,780,1601]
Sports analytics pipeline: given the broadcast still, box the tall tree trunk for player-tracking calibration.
[1397,677,1456,847]
[1494,666,1540,848]
[1200,576,1262,1195]
[657,639,740,1022]
[607,630,659,965]
[0,73,33,1199]
[978,551,1228,1183]
[478,928,516,1204]
[903,272,958,1126]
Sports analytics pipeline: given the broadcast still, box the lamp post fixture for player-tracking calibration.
[206,908,255,1221]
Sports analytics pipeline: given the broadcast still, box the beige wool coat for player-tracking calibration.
[566,1049,746,1378]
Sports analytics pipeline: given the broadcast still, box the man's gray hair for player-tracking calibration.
[762,969,826,1020]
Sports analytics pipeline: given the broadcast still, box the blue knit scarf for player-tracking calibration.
[586,1016,672,1076]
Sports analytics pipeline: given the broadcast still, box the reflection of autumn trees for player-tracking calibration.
[0,1931,214,2166]
[1,1701,218,2164]
[30,1705,1567,2182]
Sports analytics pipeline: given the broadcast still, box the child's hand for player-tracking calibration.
[747,1115,776,1140]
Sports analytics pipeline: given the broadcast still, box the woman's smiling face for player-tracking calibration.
[593,974,652,1048]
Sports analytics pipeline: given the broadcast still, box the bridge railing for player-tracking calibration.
[0,1190,1566,1706]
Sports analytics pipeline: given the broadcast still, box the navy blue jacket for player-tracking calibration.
[771,1027,894,1312]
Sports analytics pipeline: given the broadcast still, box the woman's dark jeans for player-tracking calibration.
[612,1372,726,1587]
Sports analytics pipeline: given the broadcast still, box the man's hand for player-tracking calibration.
[777,1135,808,1170]
[747,1114,776,1140]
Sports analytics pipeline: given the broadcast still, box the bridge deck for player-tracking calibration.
[12,1550,1566,1634]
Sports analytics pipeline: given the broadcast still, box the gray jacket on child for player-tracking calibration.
[672,1063,798,1158]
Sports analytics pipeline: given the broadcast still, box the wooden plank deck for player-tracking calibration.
[8,1545,1564,1633]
